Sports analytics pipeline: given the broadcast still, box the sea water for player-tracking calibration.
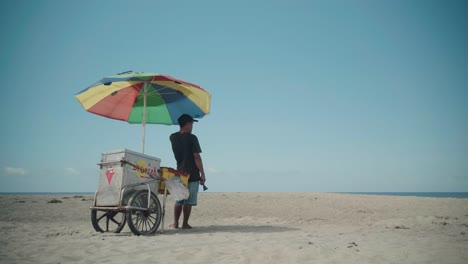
[1,192,468,198]
[342,192,468,198]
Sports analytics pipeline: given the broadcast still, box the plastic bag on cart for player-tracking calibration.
[165,177,190,201]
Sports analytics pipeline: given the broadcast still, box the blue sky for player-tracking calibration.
[1,0,467,192]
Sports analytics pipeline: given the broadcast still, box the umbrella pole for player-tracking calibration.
[142,83,147,154]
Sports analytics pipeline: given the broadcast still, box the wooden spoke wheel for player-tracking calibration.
[126,190,162,236]
[91,209,126,233]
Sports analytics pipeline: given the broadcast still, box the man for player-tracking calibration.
[169,114,206,229]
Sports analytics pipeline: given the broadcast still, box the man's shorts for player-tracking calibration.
[175,181,199,206]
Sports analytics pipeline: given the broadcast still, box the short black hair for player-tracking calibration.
[178,114,198,127]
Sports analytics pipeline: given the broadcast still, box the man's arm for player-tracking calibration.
[194,152,206,184]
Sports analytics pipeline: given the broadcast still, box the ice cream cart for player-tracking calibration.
[90,149,188,236]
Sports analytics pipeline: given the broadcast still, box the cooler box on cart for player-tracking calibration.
[96,149,161,206]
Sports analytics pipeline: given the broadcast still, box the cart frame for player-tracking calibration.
[90,154,169,236]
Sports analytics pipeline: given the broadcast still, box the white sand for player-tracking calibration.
[1,192,468,264]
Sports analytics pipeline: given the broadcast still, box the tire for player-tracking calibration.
[126,190,162,236]
[91,209,126,233]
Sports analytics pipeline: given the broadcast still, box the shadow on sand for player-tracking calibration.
[100,225,299,237]
[159,224,299,235]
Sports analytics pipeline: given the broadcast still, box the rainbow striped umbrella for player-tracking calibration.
[75,71,211,153]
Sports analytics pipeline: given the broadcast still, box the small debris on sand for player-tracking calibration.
[395,225,410,229]
[348,242,358,248]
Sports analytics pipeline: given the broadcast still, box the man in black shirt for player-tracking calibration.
[169,114,206,229]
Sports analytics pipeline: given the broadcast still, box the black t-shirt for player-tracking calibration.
[170,132,202,182]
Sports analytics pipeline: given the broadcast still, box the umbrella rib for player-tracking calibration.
[148,83,181,94]
[145,87,177,97]
[103,83,178,104]
[154,86,172,93]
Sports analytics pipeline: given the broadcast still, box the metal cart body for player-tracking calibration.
[90,149,167,236]
[95,149,161,206]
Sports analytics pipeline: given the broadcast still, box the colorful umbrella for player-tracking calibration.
[75,71,211,153]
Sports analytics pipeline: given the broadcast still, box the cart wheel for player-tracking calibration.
[126,190,162,236]
[91,209,126,233]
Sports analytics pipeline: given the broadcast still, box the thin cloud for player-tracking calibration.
[207,167,223,174]
[3,167,27,176]
[64,167,80,175]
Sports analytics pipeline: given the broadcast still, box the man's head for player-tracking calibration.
[178,114,198,131]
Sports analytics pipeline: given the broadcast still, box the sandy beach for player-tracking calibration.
[1,192,468,264]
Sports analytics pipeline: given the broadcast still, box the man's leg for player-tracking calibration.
[172,204,183,228]
[182,205,192,229]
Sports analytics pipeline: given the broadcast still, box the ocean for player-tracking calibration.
[0,192,95,196]
[1,192,468,198]
[341,192,468,199]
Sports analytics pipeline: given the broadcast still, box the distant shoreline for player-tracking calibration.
[0,192,95,196]
[1,192,467,198]
[337,192,468,199]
